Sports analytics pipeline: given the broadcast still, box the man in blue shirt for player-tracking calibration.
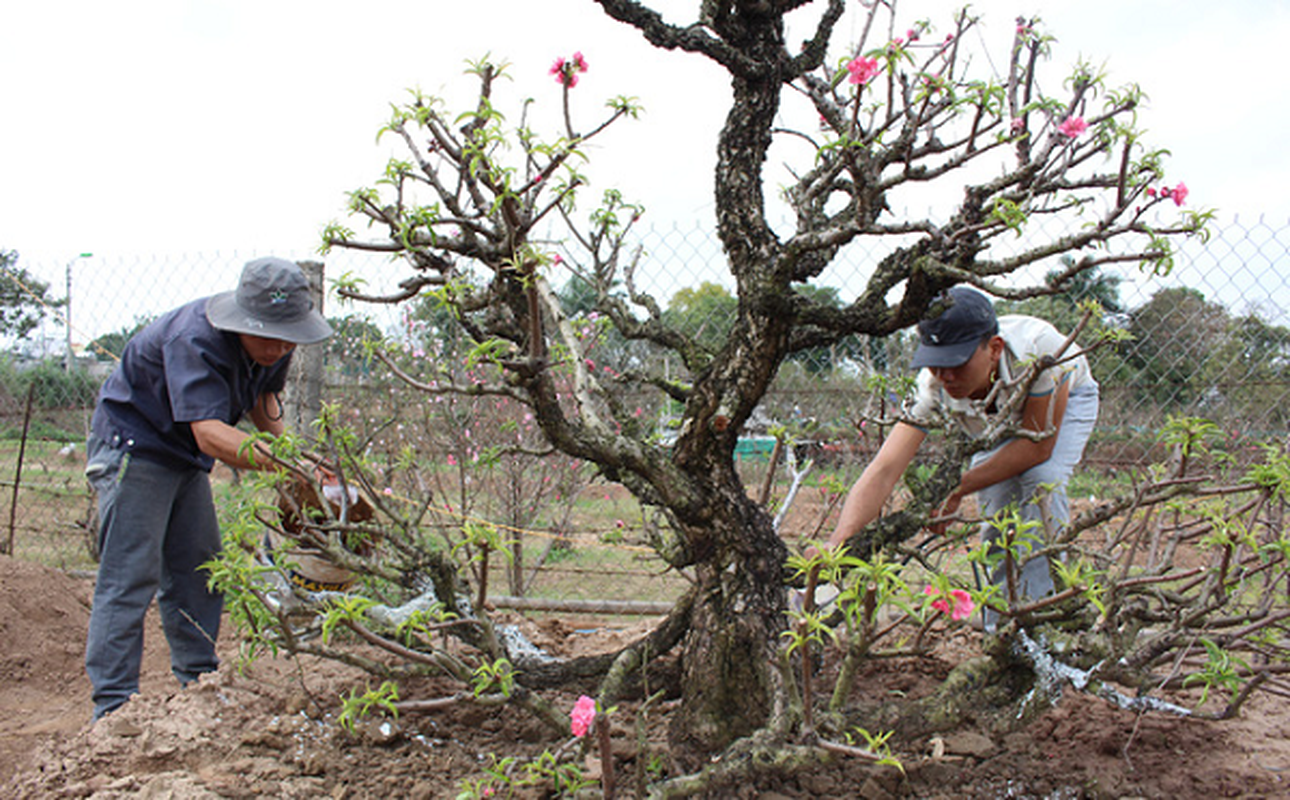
[84,257,333,720]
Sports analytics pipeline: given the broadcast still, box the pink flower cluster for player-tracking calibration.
[846,56,880,86]
[1146,182,1189,207]
[550,51,589,88]
[1057,116,1087,138]
[924,585,975,621]
[570,694,596,737]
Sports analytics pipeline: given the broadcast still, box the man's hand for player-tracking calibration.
[928,491,964,535]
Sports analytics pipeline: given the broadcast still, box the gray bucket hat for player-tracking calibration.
[206,257,333,344]
[910,286,999,370]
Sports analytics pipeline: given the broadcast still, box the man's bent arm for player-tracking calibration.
[825,422,926,550]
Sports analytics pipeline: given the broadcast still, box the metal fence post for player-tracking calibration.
[286,260,326,436]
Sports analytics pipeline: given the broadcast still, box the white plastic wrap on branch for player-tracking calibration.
[1015,628,1192,718]
[773,447,814,532]
[262,569,558,669]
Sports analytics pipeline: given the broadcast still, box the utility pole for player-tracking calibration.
[64,252,93,372]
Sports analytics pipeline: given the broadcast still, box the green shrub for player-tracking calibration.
[0,357,102,410]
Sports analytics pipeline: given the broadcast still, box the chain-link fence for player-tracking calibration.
[4,215,1288,604]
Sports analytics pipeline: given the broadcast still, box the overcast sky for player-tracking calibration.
[3,0,1288,266]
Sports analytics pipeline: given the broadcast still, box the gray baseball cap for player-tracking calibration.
[910,286,999,369]
[206,257,334,344]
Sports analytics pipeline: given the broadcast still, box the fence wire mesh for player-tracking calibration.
[4,215,1289,610]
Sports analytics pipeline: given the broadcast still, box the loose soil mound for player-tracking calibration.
[3,554,1288,798]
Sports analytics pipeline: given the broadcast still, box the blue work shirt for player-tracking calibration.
[91,298,293,472]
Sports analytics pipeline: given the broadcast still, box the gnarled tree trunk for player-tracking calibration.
[668,479,789,766]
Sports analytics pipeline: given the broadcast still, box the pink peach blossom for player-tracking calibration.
[1057,116,1088,138]
[570,695,596,737]
[925,585,976,621]
[846,56,880,86]
[550,51,590,88]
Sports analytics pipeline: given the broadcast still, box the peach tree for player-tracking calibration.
[224,1,1290,793]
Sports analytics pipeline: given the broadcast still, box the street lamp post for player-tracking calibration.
[65,252,93,373]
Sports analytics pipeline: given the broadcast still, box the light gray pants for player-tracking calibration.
[84,434,223,719]
[973,385,1099,628]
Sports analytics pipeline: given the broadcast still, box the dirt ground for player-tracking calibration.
[3,553,1289,799]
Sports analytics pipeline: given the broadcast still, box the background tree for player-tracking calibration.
[1198,309,1290,430]
[996,258,1125,328]
[556,272,649,379]
[0,249,64,341]
[1125,286,1229,409]
[319,2,1207,777]
[660,281,737,354]
[997,260,1128,386]
[557,272,604,318]
[319,315,384,383]
[786,283,869,374]
[85,316,153,362]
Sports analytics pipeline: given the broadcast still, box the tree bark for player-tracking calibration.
[668,484,789,769]
[660,5,800,766]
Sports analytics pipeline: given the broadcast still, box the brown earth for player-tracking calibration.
[2,553,1289,799]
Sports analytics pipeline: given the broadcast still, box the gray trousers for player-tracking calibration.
[84,434,223,719]
[974,385,1099,627]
